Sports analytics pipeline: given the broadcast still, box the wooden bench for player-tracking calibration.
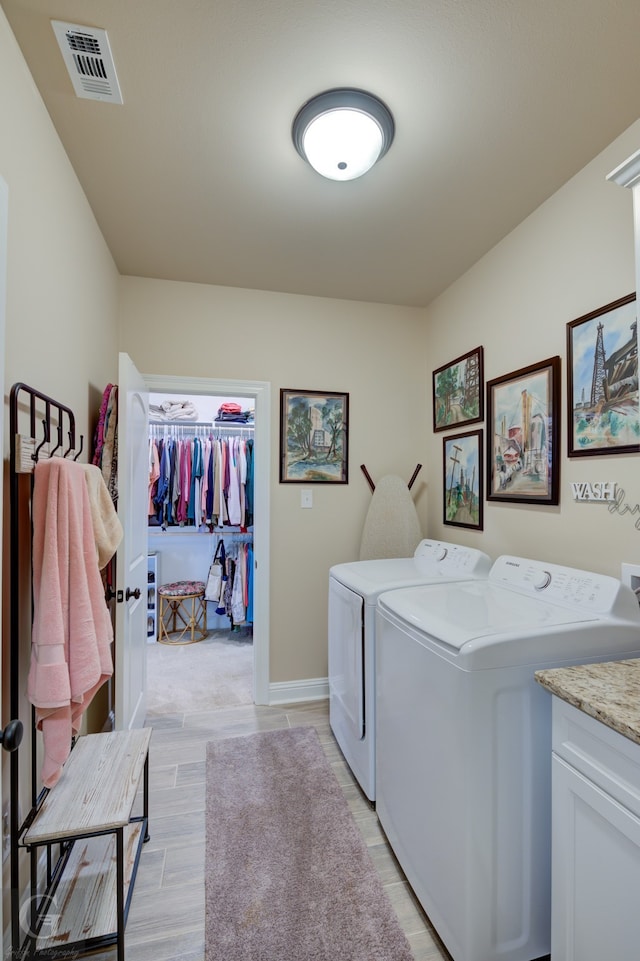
[22,727,152,961]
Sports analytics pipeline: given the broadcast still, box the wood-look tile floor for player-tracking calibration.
[96,699,451,961]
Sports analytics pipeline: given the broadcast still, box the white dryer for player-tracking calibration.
[375,555,640,961]
[328,539,491,801]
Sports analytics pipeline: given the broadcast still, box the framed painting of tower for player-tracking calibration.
[432,346,484,432]
[567,294,639,457]
[487,356,561,505]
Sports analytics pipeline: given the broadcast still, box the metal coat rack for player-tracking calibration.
[7,383,83,958]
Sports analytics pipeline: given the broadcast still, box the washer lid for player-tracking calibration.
[378,580,598,650]
[329,543,490,602]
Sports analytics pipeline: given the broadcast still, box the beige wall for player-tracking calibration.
[1,10,120,934]
[119,278,427,681]
[423,118,640,578]
[0,11,120,423]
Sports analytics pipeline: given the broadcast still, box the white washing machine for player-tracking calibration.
[328,539,491,801]
[375,555,640,961]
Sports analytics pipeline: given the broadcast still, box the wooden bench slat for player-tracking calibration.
[35,823,143,950]
[25,728,152,844]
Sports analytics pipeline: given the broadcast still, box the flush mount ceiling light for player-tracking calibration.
[292,88,395,182]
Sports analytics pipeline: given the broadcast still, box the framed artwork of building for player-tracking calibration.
[432,346,484,432]
[487,356,560,505]
[279,388,349,483]
[567,293,639,457]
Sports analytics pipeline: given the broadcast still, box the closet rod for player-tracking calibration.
[149,421,254,431]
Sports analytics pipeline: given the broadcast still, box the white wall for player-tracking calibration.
[423,118,640,579]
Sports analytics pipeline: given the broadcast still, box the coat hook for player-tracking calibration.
[50,423,64,459]
[73,434,84,461]
[64,428,75,458]
[33,419,50,462]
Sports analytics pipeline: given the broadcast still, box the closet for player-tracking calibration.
[147,391,255,645]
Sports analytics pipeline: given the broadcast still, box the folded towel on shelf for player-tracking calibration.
[149,400,199,421]
[28,458,114,788]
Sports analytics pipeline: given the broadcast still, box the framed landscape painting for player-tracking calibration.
[279,388,349,483]
[487,356,560,505]
[443,429,483,530]
[566,293,639,457]
[432,346,483,432]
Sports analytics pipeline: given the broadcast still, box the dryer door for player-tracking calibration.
[328,578,365,739]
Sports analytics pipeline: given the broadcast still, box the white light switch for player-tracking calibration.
[301,489,313,509]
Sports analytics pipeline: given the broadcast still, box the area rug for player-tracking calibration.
[205,727,414,961]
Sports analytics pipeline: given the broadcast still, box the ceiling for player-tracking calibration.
[3,0,640,308]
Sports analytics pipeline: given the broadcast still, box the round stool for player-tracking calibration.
[158,580,208,645]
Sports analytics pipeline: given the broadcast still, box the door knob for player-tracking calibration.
[125,587,141,601]
[0,719,23,753]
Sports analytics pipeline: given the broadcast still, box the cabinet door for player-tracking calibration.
[552,753,640,961]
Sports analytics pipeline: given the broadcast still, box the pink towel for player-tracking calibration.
[28,458,114,787]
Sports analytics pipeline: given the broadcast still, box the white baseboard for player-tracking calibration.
[268,677,328,705]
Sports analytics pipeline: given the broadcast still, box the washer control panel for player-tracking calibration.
[414,540,491,576]
[489,555,632,614]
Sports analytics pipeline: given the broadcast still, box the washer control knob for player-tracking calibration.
[434,546,448,561]
[533,570,552,591]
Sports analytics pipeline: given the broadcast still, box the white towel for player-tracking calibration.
[81,464,123,569]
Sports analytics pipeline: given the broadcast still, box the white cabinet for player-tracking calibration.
[551,697,640,961]
[147,553,158,641]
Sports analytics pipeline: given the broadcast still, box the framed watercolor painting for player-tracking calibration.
[487,356,560,505]
[443,429,483,530]
[566,293,639,456]
[279,388,349,483]
[432,346,484,432]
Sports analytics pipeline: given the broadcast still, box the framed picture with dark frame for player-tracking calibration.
[486,356,560,505]
[279,388,349,483]
[443,429,484,530]
[566,293,639,457]
[432,346,484,432]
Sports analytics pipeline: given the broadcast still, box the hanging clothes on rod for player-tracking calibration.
[206,533,254,628]
[148,423,255,531]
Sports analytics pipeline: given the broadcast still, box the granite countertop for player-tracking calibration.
[535,659,640,746]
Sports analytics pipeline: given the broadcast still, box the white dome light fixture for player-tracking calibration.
[292,88,395,182]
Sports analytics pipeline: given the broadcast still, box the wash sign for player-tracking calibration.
[570,481,617,502]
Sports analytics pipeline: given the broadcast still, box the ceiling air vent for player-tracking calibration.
[51,20,123,104]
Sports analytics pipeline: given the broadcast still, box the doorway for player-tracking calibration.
[143,372,271,706]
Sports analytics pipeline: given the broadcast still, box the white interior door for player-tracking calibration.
[115,352,149,729]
